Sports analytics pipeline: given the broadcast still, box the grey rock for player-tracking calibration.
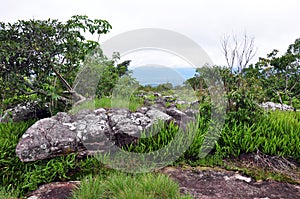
[260,102,294,111]
[190,100,200,107]
[166,107,188,121]
[146,108,173,122]
[163,95,175,102]
[153,92,162,97]
[154,98,167,108]
[0,100,50,123]
[16,107,158,162]
[16,117,85,162]
[26,181,80,199]
[176,100,188,105]
[16,93,201,163]
[137,107,149,114]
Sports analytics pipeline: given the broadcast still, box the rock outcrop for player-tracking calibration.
[16,104,195,162]
[0,101,50,123]
[260,102,295,111]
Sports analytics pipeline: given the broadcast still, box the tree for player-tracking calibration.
[221,33,256,74]
[95,59,131,98]
[219,33,263,123]
[0,15,112,110]
[256,38,300,106]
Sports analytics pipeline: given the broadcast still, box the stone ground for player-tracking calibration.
[161,167,299,199]
[26,152,300,199]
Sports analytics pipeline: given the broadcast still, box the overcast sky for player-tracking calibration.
[1,0,300,67]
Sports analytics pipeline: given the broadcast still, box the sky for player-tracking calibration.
[1,0,300,68]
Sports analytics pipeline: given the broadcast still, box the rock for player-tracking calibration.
[184,109,199,118]
[190,100,200,108]
[153,92,162,97]
[163,95,175,102]
[16,114,87,162]
[26,181,80,199]
[146,108,173,123]
[16,93,201,163]
[154,98,167,108]
[260,102,294,111]
[0,100,50,123]
[175,100,187,105]
[16,107,179,162]
[137,107,149,114]
[161,166,300,199]
[166,107,189,121]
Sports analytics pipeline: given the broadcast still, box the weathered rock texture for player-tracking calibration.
[0,101,50,123]
[260,102,295,111]
[26,181,80,199]
[16,104,195,162]
[162,167,300,199]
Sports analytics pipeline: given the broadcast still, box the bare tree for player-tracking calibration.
[221,33,256,74]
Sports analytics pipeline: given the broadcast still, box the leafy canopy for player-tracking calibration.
[0,15,112,107]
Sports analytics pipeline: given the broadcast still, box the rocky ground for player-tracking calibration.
[27,159,300,199]
[162,166,300,199]
[26,151,300,199]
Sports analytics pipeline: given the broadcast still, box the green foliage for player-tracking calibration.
[138,82,174,93]
[0,15,112,111]
[186,66,263,124]
[254,38,300,106]
[96,59,132,98]
[216,111,300,161]
[71,172,191,199]
[0,188,18,199]
[121,110,300,165]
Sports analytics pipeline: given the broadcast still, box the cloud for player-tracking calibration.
[1,0,300,66]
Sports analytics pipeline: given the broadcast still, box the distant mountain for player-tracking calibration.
[130,65,196,86]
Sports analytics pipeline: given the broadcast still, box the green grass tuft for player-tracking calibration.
[71,172,191,199]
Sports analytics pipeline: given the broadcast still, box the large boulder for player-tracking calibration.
[16,106,192,162]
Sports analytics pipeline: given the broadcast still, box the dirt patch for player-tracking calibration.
[161,166,300,199]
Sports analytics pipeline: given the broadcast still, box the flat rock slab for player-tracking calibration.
[161,167,300,199]
[26,168,300,199]
[26,181,80,199]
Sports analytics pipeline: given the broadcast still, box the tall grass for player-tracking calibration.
[71,172,191,199]
[216,111,300,161]
[121,110,300,165]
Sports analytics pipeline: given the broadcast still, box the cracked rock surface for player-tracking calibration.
[16,105,194,162]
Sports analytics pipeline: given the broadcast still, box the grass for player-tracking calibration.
[0,186,19,199]
[71,172,191,199]
[0,109,299,197]
[216,111,300,161]
[70,96,143,114]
